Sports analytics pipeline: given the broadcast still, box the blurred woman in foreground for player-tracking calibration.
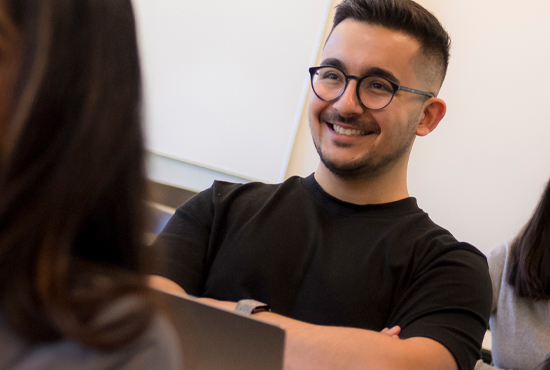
[476,178,550,370]
[0,0,181,368]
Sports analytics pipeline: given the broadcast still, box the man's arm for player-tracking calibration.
[261,311,457,370]
[155,276,457,370]
[200,298,457,370]
[149,275,187,294]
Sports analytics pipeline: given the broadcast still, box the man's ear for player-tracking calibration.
[416,98,446,137]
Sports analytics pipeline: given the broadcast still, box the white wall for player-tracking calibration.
[133,0,331,185]
[286,0,550,254]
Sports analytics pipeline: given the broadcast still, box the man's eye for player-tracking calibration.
[364,79,392,92]
[371,82,387,90]
[320,72,342,81]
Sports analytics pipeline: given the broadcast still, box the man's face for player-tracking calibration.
[309,20,429,180]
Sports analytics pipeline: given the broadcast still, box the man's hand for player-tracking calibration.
[381,325,401,338]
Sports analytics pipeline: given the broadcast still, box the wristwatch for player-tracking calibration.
[234,299,270,315]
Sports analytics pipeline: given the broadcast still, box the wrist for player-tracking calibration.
[234,299,270,315]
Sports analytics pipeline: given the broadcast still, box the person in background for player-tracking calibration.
[153,0,492,369]
[476,178,550,370]
[0,0,182,368]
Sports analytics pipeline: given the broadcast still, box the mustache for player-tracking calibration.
[319,112,378,131]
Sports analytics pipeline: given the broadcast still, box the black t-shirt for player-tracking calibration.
[155,174,492,370]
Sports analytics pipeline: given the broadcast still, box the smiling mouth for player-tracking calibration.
[329,123,367,137]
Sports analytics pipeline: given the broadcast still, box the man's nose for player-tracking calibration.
[331,80,365,116]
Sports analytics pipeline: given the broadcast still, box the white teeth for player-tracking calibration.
[333,124,365,136]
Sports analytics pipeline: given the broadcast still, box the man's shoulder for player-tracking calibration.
[173,175,309,223]
[212,175,304,191]
[389,212,488,277]
[400,207,486,259]
[204,175,306,206]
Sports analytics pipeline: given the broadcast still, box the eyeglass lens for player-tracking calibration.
[311,67,395,110]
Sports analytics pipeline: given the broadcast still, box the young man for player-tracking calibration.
[154,1,492,369]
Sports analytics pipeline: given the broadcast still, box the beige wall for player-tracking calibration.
[285,0,343,179]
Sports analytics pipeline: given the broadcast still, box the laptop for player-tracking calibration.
[153,289,285,370]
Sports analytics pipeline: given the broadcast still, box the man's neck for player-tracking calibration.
[314,163,410,205]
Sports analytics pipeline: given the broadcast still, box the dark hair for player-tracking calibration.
[507,179,550,300]
[0,0,154,349]
[331,0,451,88]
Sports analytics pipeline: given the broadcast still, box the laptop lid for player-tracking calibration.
[154,289,285,370]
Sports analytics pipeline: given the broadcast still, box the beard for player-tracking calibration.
[313,113,417,180]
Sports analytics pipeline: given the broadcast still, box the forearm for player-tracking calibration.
[194,296,458,370]
[148,275,187,294]
[256,312,457,370]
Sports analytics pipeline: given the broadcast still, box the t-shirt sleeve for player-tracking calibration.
[152,185,215,296]
[392,240,493,370]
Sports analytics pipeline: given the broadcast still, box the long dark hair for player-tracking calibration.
[507,179,550,300]
[0,0,153,349]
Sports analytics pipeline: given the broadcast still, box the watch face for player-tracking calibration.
[235,299,270,315]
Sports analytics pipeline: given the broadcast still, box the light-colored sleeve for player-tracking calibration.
[474,359,508,370]
[486,241,509,314]
[115,314,183,370]
[6,313,183,370]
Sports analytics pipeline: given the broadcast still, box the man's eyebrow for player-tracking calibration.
[363,67,400,84]
[320,58,346,71]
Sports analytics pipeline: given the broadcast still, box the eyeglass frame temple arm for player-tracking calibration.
[396,85,435,98]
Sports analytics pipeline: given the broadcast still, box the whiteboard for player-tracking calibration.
[132,0,331,183]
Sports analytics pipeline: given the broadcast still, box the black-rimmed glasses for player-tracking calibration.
[309,66,434,111]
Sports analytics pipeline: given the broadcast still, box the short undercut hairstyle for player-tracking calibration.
[332,0,451,89]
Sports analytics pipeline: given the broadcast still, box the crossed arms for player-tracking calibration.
[150,275,457,370]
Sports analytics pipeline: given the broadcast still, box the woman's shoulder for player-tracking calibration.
[487,240,510,275]
[0,304,183,370]
[486,240,511,311]
[114,312,183,370]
